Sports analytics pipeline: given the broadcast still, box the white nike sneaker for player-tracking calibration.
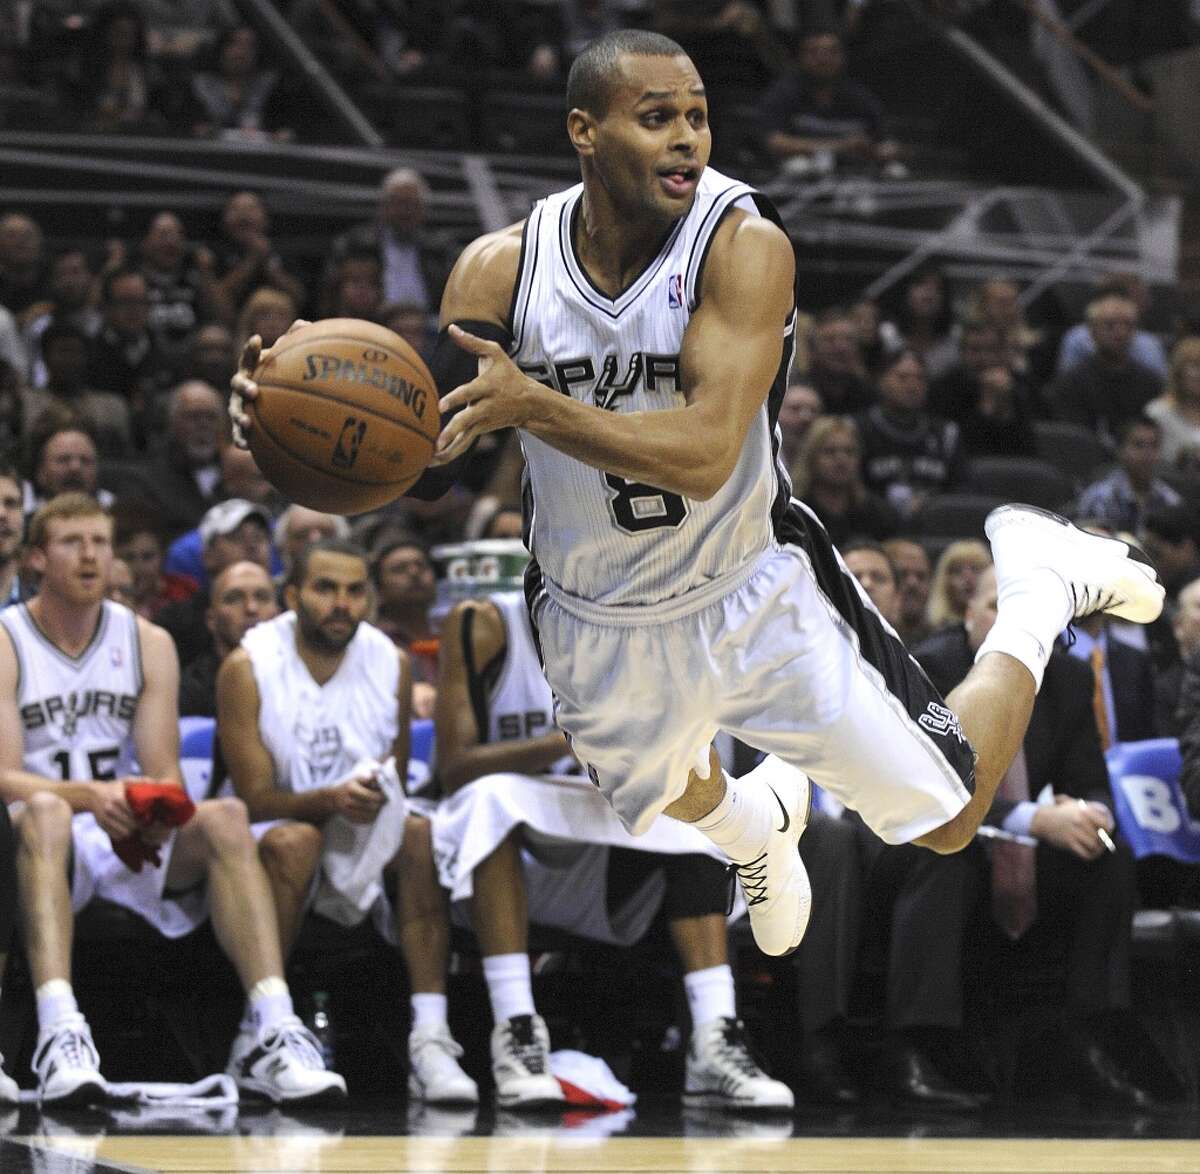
[32,1013,106,1107]
[490,1014,565,1109]
[226,1017,347,1105]
[408,1022,479,1105]
[685,1017,795,1112]
[985,504,1164,624]
[0,1052,17,1104]
[731,756,812,957]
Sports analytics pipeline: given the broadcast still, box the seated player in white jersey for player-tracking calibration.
[232,31,1163,964]
[0,494,344,1107]
[434,578,793,1111]
[216,538,477,1106]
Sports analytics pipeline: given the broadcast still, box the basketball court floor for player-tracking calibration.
[5,1098,1200,1173]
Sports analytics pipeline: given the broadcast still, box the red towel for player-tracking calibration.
[112,783,196,873]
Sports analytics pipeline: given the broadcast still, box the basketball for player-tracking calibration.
[247,318,439,515]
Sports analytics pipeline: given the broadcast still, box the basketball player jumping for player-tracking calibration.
[232,31,1163,962]
[0,494,345,1105]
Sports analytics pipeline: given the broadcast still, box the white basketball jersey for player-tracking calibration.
[242,611,400,793]
[0,601,142,782]
[510,166,796,608]
[485,593,574,773]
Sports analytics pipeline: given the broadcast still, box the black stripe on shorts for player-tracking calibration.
[774,500,977,796]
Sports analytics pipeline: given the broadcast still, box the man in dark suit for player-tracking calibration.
[915,567,1153,1108]
[1062,614,1158,748]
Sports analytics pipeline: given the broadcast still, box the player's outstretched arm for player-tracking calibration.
[435,212,795,501]
[435,601,571,794]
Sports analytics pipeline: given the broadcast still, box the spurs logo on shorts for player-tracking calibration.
[918,701,968,745]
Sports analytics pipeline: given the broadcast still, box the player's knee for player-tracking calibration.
[259,822,323,882]
[400,814,433,865]
[193,797,253,853]
[18,791,73,850]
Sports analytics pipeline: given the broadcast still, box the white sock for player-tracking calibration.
[977,567,1073,691]
[483,952,535,1024]
[36,980,78,1032]
[684,964,736,1028]
[693,768,773,863]
[410,992,448,1031]
[247,976,293,1032]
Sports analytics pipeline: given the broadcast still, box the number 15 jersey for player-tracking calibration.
[510,166,796,609]
[0,601,142,782]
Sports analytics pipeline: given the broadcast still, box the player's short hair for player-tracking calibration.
[28,492,109,550]
[566,30,689,117]
[287,537,369,590]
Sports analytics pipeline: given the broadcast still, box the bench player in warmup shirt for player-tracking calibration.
[0,494,345,1106]
[435,581,793,1111]
[216,538,478,1106]
[232,30,1163,961]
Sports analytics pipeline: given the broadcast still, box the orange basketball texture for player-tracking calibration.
[248,318,439,514]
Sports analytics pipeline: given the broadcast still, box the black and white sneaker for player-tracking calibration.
[33,1013,106,1107]
[226,1016,347,1105]
[684,1017,794,1111]
[490,1014,564,1110]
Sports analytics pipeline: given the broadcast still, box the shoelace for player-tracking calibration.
[50,1022,97,1072]
[730,853,769,909]
[505,1017,546,1074]
[267,1020,325,1070]
[715,1020,767,1081]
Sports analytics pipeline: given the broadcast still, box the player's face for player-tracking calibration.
[35,514,113,606]
[0,476,22,563]
[584,53,710,222]
[291,552,370,654]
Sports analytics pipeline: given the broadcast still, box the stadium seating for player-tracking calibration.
[963,456,1075,511]
[1032,420,1111,488]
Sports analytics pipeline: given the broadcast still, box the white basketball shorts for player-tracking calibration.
[526,501,975,844]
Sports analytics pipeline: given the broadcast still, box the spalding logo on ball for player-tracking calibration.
[248,318,439,514]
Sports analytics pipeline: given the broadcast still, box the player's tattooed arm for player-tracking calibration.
[436,211,795,501]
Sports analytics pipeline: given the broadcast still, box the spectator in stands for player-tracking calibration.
[928,317,1038,457]
[848,296,886,374]
[213,191,306,317]
[807,308,875,414]
[139,211,229,370]
[0,462,25,608]
[1145,336,1200,470]
[856,349,964,520]
[761,29,900,178]
[88,267,176,440]
[926,539,990,633]
[1139,506,1200,672]
[1051,292,1164,446]
[24,249,103,389]
[106,555,136,608]
[0,304,29,388]
[654,0,788,86]
[778,380,822,475]
[189,24,292,142]
[23,320,131,457]
[381,301,433,363]
[842,539,899,618]
[111,499,198,621]
[1159,576,1200,735]
[969,277,1049,386]
[220,443,282,516]
[289,0,442,84]
[326,252,384,323]
[880,267,956,378]
[1075,417,1182,536]
[24,412,111,514]
[218,539,478,1105]
[187,322,237,391]
[793,416,897,548]
[327,169,453,317]
[1065,607,1158,748]
[0,212,49,318]
[915,567,1154,1110]
[180,560,277,717]
[1057,273,1168,380]
[274,505,350,580]
[372,536,439,702]
[434,584,793,1111]
[883,537,932,647]
[236,288,297,352]
[1179,646,1200,820]
[157,498,273,668]
[0,360,22,462]
[66,0,168,133]
[143,381,227,538]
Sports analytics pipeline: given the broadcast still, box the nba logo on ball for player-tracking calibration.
[332,416,367,469]
[668,273,683,309]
